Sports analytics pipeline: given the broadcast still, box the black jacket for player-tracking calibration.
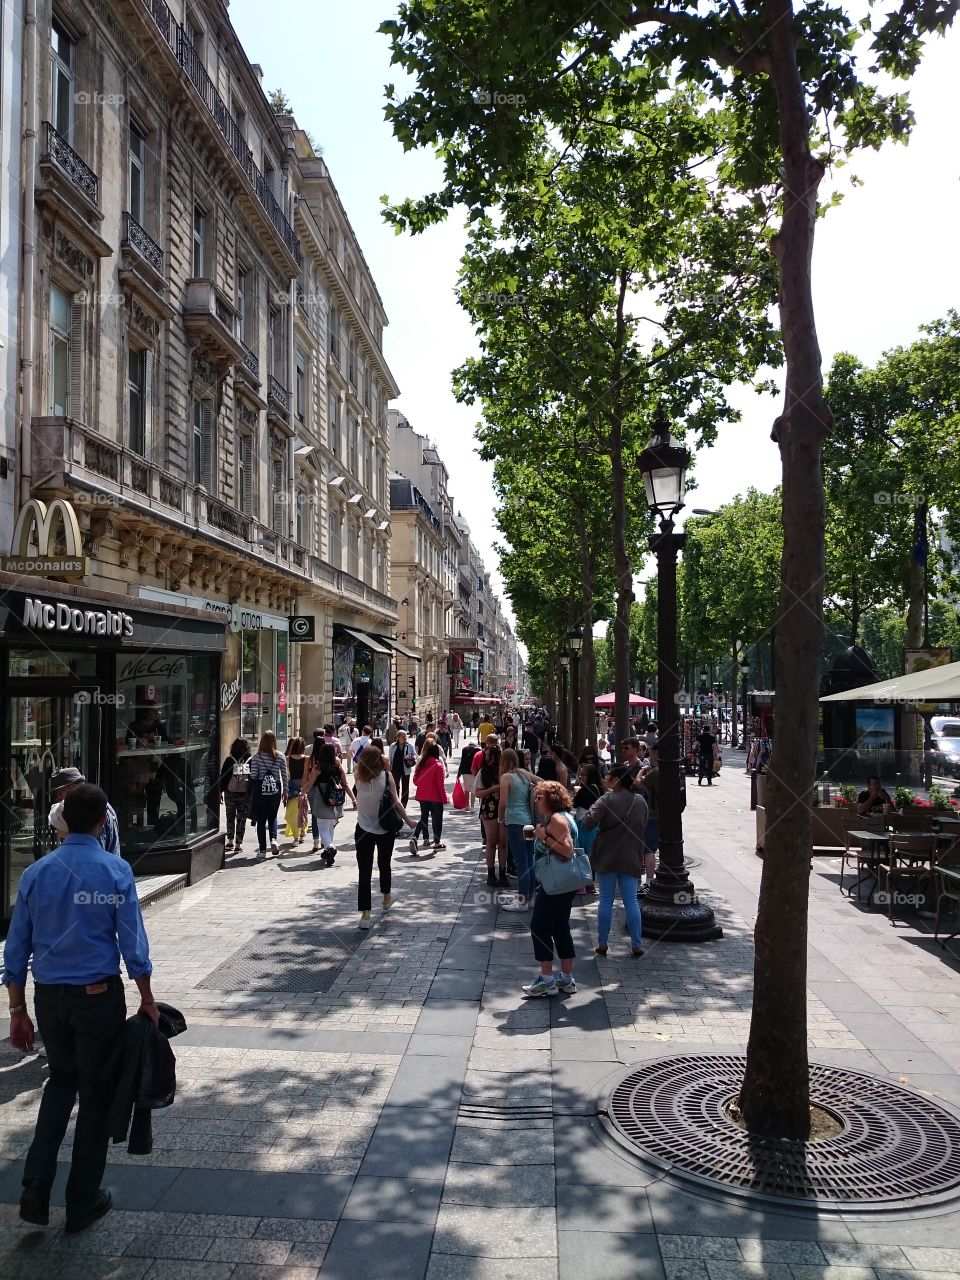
[105,1002,186,1154]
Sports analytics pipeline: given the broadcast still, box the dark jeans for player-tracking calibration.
[530,887,576,962]
[356,827,396,910]
[24,977,126,1214]
[698,753,713,784]
[413,801,443,843]
[223,792,248,843]
[252,795,282,850]
[392,771,410,806]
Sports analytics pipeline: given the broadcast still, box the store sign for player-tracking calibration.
[220,670,241,712]
[278,663,287,715]
[289,615,316,642]
[2,499,88,578]
[118,654,185,681]
[137,588,288,632]
[23,596,133,637]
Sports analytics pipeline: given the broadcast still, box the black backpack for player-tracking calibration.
[317,770,346,808]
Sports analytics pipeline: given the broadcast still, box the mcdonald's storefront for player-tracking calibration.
[0,573,227,931]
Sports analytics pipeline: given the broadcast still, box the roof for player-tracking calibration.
[820,659,960,705]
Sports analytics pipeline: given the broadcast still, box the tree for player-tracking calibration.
[381,0,956,1137]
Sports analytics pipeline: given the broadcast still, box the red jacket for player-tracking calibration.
[414,757,448,804]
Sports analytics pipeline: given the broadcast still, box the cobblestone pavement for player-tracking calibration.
[3,755,960,1279]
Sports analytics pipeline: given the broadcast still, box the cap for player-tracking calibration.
[50,766,85,791]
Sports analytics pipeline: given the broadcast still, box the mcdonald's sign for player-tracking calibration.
[1,499,88,578]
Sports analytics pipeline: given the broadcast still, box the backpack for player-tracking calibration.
[257,759,281,797]
[227,759,250,794]
[317,770,346,809]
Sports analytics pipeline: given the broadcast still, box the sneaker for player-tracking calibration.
[637,883,650,897]
[256,849,267,861]
[594,944,608,956]
[557,973,577,994]
[382,894,395,910]
[323,846,337,866]
[522,974,558,998]
[224,841,234,853]
[359,911,371,930]
[270,840,280,856]
[409,837,419,857]
[502,899,527,912]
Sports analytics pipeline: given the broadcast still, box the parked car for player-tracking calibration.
[934,736,960,779]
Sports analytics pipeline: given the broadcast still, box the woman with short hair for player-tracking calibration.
[352,745,414,930]
[523,781,579,997]
[579,762,647,957]
[248,731,288,860]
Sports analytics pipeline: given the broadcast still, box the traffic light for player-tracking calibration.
[408,676,416,691]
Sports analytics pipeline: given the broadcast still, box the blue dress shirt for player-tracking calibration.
[2,834,153,987]
[101,802,121,856]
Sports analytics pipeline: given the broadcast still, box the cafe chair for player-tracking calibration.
[877,834,937,921]
[890,811,935,834]
[934,838,960,949]
[840,815,886,898]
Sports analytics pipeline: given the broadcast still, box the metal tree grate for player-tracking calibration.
[605,1054,960,1208]
[197,924,365,993]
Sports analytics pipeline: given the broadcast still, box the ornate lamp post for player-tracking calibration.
[559,653,570,743]
[636,422,722,942]
[568,624,584,749]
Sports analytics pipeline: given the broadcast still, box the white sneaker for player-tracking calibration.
[502,899,527,912]
[359,911,371,930]
[522,974,558,998]
[270,840,279,855]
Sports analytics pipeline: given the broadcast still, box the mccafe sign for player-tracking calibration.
[1,499,88,578]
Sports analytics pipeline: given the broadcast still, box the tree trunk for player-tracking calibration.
[730,633,740,748]
[904,523,926,783]
[850,584,861,646]
[739,0,832,1140]
[609,268,633,746]
[579,539,597,753]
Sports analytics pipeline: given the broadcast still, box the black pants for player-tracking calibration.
[698,753,713,784]
[252,795,282,850]
[392,770,410,806]
[413,801,443,843]
[530,887,577,962]
[24,977,126,1214]
[356,827,396,910]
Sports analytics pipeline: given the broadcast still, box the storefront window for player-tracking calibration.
[114,651,219,852]
[242,630,262,740]
[8,648,97,679]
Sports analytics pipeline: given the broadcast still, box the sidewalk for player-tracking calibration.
[3,768,960,1279]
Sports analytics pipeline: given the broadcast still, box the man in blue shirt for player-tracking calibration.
[48,767,121,856]
[3,784,158,1234]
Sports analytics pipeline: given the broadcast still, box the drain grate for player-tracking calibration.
[605,1054,960,1208]
[197,924,365,993]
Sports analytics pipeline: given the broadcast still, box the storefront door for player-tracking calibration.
[3,688,97,917]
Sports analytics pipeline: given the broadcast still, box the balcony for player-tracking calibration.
[120,211,165,289]
[39,122,101,216]
[182,280,244,369]
[139,0,300,266]
[267,375,290,426]
[234,343,264,403]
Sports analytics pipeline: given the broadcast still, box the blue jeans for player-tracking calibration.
[507,824,535,900]
[596,872,642,948]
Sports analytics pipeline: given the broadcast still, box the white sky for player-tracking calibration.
[230,2,960,640]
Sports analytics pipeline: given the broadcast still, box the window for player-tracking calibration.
[49,285,71,416]
[51,19,74,139]
[328,392,340,456]
[348,340,357,388]
[237,431,253,513]
[269,307,283,378]
[185,12,204,58]
[237,267,248,343]
[363,436,373,493]
[347,517,359,577]
[233,100,246,142]
[295,488,308,547]
[329,305,340,360]
[348,415,359,475]
[191,398,213,489]
[128,122,146,225]
[362,528,372,583]
[328,504,342,567]
[128,346,146,455]
[271,454,286,534]
[295,349,305,421]
[192,204,205,278]
[363,365,371,411]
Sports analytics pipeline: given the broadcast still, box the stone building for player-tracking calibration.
[389,474,447,717]
[0,0,397,919]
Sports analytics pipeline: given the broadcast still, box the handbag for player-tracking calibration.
[378,776,404,834]
[452,778,467,810]
[534,813,593,894]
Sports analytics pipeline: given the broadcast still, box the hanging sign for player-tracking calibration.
[1,499,88,578]
[289,615,316,642]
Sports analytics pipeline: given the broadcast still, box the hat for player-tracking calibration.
[50,766,85,792]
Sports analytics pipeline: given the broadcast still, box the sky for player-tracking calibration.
[230,1,960,637]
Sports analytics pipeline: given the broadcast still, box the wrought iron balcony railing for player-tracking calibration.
[122,211,164,275]
[41,121,100,209]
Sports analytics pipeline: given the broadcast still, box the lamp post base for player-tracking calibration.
[641,871,723,942]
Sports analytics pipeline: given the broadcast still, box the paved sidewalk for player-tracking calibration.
[3,765,960,1279]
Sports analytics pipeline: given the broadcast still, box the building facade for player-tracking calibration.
[389,474,447,716]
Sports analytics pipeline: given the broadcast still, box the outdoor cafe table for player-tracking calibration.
[846,830,936,908]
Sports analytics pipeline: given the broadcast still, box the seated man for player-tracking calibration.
[856,775,892,815]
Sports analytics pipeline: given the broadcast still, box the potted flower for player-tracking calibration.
[928,785,954,812]
[894,786,916,813]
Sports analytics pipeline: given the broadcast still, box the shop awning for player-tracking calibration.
[335,626,391,655]
[451,693,500,705]
[595,691,657,708]
[374,635,421,662]
[820,659,960,705]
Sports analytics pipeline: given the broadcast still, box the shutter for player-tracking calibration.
[69,301,84,421]
[272,455,284,533]
[143,349,155,458]
[240,436,253,514]
[201,402,213,491]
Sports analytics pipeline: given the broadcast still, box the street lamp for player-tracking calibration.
[636,419,722,943]
[740,657,751,755]
[569,624,584,749]
[559,652,570,743]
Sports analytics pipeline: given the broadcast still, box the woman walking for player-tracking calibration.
[475,738,506,888]
[498,748,538,911]
[352,745,414,930]
[523,781,579,997]
[306,742,354,864]
[457,740,481,810]
[502,724,520,755]
[219,737,250,855]
[452,712,463,749]
[284,736,309,844]
[388,729,416,806]
[248,731,288,860]
[578,762,647,957]
[410,741,449,855]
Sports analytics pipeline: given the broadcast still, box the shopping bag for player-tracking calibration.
[452,778,468,810]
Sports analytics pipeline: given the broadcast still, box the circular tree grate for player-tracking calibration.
[604,1054,960,1209]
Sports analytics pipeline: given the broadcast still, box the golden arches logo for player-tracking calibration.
[2,499,87,578]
